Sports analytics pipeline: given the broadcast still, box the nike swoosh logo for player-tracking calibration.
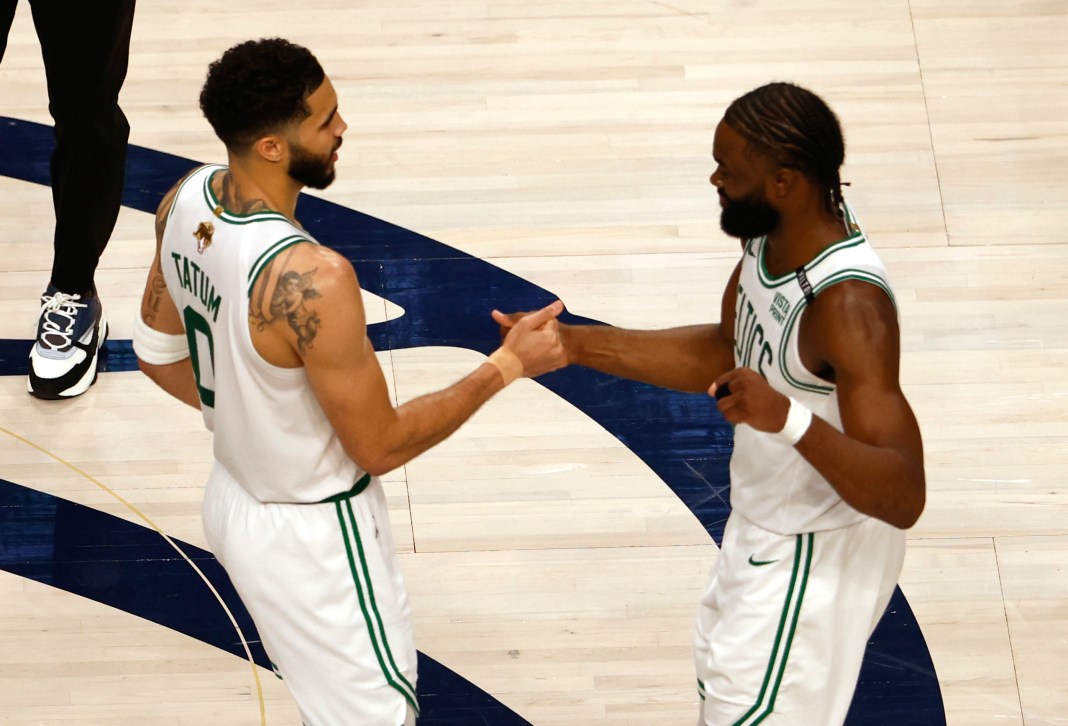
[748,555,778,567]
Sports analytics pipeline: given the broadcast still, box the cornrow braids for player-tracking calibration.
[724,82,847,219]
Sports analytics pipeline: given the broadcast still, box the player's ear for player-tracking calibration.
[252,134,286,164]
[768,167,799,200]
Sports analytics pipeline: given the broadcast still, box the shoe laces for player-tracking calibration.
[37,292,87,352]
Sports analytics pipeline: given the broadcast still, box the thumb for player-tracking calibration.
[517,300,564,329]
[491,309,515,326]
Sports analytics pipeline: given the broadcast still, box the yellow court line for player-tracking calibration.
[0,426,267,726]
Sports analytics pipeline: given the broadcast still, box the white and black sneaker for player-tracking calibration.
[28,285,109,399]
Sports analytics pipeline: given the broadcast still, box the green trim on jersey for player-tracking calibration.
[842,202,861,232]
[777,269,895,396]
[336,500,420,715]
[752,202,866,288]
[167,165,213,225]
[246,235,314,296]
[202,169,294,225]
[756,234,866,289]
[733,533,814,726]
[812,270,896,308]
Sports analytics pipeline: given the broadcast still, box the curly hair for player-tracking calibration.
[200,38,325,150]
[724,82,846,218]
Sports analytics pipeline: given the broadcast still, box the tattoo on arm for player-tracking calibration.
[143,273,168,326]
[268,266,322,353]
[249,257,275,332]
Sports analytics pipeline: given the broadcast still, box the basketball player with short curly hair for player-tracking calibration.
[133,38,566,725]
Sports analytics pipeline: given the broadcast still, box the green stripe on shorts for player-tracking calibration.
[733,533,814,726]
[336,500,419,715]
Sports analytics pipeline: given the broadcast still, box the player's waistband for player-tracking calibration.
[318,472,373,504]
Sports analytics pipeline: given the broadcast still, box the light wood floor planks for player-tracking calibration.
[1,1,1066,724]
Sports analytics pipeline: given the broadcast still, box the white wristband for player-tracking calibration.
[487,347,523,386]
[776,397,812,446]
[132,313,190,365]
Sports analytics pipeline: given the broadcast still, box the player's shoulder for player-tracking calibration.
[811,276,895,320]
[271,240,358,296]
[283,239,350,272]
[161,164,217,207]
[155,164,218,232]
[806,279,900,365]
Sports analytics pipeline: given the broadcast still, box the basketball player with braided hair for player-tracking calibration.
[497,82,925,724]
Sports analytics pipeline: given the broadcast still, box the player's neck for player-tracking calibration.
[764,210,848,276]
[220,162,301,221]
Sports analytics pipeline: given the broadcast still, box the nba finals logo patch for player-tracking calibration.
[194,221,214,253]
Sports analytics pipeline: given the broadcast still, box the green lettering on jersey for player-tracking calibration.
[770,292,790,324]
[734,281,774,380]
[170,252,223,323]
[171,252,183,282]
[205,286,222,322]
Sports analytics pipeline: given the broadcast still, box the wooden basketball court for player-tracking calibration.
[1,1,1065,724]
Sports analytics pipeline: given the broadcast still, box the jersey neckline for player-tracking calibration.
[202,166,293,225]
[754,204,866,288]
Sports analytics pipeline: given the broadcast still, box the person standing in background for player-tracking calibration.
[1,0,136,399]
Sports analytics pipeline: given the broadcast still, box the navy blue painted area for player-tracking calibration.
[0,477,267,664]
[0,116,943,724]
[847,589,943,724]
[417,655,532,726]
[0,478,531,725]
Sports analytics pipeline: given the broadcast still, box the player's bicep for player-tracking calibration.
[718,260,742,346]
[817,285,921,454]
[142,175,187,335]
[706,260,743,376]
[307,333,397,438]
[297,256,400,466]
[139,247,185,334]
[836,367,921,457]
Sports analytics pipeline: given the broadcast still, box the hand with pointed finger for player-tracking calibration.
[491,300,568,379]
[709,366,792,433]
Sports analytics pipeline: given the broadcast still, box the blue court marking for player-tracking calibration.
[0,116,944,724]
[0,478,526,724]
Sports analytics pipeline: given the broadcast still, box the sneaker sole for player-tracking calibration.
[28,315,109,400]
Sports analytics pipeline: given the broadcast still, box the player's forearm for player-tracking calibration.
[564,323,731,393]
[358,362,506,475]
[795,417,925,529]
[137,358,202,409]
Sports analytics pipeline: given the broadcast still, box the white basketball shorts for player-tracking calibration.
[694,511,905,725]
[203,464,418,726]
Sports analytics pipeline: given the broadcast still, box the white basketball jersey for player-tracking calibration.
[161,164,363,503]
[729,204,896,534]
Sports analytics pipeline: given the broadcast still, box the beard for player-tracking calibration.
[288,139,339,190]
[719,190,780,239]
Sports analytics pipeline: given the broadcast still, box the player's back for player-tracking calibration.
[161,164,363,503]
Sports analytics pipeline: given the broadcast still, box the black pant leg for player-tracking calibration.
[0,0,17,62]
[29,0,135,295]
